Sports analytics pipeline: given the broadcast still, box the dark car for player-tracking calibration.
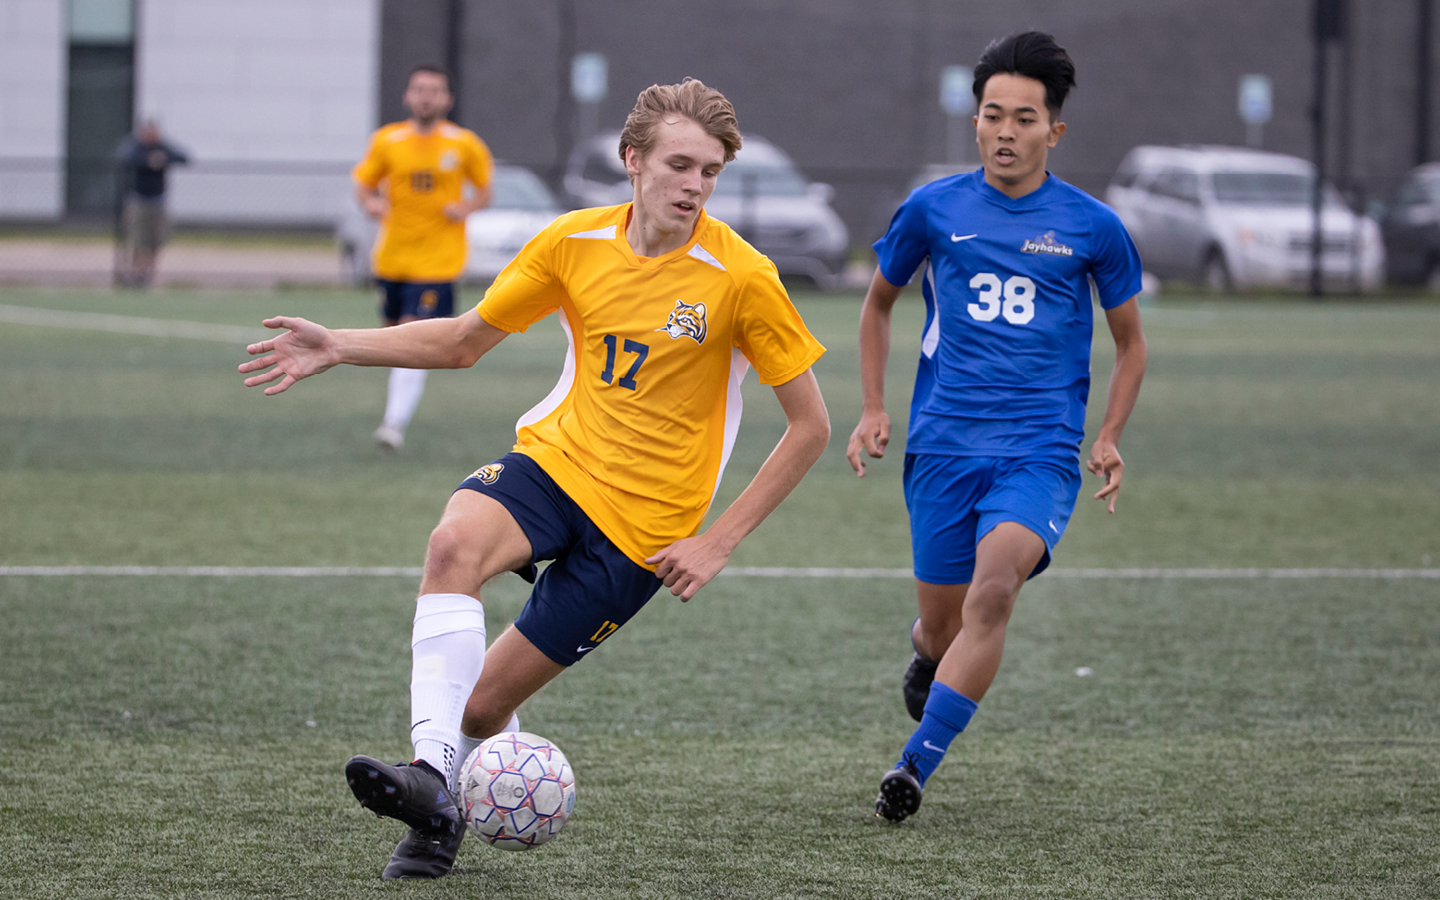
[1381,162,1440,288]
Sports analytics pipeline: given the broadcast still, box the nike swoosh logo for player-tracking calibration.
[951,233,978,242]
[576,645,596,654]
[922,740,945,752]
[409,718,432,733]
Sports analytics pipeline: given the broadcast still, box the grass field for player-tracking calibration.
[2,286,1438,898]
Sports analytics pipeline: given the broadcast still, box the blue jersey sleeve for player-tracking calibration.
[1088,204,1144,309]
[872,192,931,287]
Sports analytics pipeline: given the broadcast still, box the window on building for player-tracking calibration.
[66,0,135,215]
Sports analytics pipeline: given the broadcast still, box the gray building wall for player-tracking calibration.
[379,0,1438,248]
[0,0,66,218]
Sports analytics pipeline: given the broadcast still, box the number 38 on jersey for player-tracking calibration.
[967,273,1036,325]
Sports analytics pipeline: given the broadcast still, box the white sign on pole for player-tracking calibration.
[1238,74,1273,125]
[939,66,974,116]
[571,53,608,103]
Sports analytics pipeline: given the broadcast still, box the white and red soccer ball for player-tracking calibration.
[460,732,576,850]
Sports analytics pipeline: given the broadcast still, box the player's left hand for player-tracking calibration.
[845,408,891,476]
[647,534,735,601]
[442,202,468,221]
[1085,439,1125,513]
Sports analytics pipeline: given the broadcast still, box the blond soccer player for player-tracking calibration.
[354,63,494,450]
[241,78,830,880]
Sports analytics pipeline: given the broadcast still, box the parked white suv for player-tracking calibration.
[1105,145,1383,292]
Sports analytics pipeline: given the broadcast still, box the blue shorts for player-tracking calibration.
[456,452,663,667]
[903,452,1082,586]
[377,279,455,322]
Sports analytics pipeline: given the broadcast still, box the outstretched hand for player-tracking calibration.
[845,408,891,476]
[238,316,339,395]
[1086,438,1126,513]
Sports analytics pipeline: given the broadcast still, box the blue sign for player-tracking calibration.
[572,53,607,103]
[939,65,974,116]
[1238,74,1272,125]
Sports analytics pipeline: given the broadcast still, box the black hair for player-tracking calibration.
[972,31,1076,119]
[407,63,450,86]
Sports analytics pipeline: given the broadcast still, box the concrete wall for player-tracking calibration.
[381,0,1439,247]
[0,0,65,219]
[136,0,380,225]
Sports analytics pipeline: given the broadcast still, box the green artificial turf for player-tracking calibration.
[1,286,1437,898]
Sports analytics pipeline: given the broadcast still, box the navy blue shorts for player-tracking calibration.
[456,452,663,667]
[903,452,1082,586]
[377,279,455,322]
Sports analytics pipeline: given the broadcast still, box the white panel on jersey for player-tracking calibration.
[921,261,940,359]
[565,225,617,241]
[687,243,726,271]
[515,309,577,434]
[709,348,750,507]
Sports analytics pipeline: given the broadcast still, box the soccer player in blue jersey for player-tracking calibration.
[847,31,1148,822]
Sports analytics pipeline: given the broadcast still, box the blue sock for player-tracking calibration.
[897,682,978,787]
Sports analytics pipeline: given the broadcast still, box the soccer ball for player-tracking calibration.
[460,731,576,850]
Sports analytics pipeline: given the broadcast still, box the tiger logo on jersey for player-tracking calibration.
[469,463,504,484]
[655,299,708,345]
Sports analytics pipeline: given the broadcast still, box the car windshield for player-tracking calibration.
[710,164,808,198]
[1212,172,1345,207]
[490,169,556,211]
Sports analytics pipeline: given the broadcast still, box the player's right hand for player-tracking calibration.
[362,195,389,220]
[238,316,339,396]
[845,409,891,476]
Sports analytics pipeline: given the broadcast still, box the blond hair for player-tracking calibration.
[618,78,742,166]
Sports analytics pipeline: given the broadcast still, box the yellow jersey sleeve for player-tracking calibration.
[734,257,827,386]
[463,133,494,192]
[475,227,565,332]
[351,129,390,189]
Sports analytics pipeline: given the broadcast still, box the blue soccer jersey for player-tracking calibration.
[874,170,1143,458]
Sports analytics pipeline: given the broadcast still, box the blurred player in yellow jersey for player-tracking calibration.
[353,63,494,450]
[241,78,830,879]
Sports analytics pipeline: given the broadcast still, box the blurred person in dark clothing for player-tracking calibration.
[116,120,189,288]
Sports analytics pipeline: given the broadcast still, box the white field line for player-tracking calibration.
[0,304,265,344]
[1,565,1438,579]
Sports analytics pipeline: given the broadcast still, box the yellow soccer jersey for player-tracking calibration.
[352,121,493,282]
[475,204,826,568]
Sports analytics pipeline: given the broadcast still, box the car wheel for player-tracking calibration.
[1201,250,1233,294]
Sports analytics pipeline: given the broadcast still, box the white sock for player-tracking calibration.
[409,593,485,784]
[383,368,428,432]
[453,712,520,793]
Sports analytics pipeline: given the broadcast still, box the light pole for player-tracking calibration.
[1311,0,1346,298]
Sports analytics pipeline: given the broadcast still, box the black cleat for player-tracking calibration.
[902,652,939,722]
[875,762,923,823]
[382,826,466,880]
[346,755,464,878]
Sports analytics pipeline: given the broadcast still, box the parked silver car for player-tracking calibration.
[1105,145,1383,292]
[337,163,563,284]
[563,131,849,287]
